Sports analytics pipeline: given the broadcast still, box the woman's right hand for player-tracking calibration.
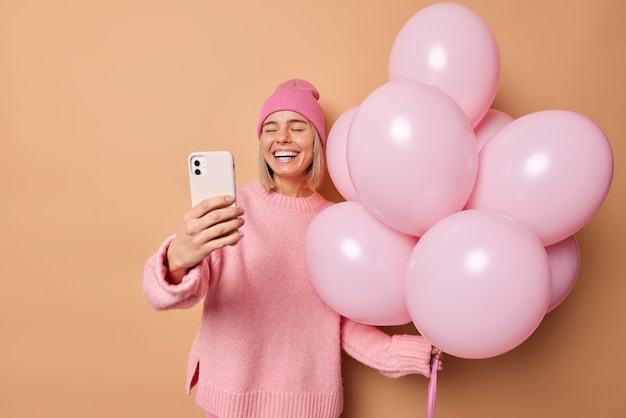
[165,195,244,284]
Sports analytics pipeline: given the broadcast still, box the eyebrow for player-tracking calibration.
[262,118,309,128]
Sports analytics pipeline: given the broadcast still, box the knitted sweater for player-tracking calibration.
[143,181,432,418]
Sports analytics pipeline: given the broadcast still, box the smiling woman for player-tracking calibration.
[259,111,318,197]
[142,78,438,418]
[257,80,326,197]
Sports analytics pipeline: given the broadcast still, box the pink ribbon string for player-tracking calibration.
[425,354,440,418]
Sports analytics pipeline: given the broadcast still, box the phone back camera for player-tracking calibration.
[191,155,207,175]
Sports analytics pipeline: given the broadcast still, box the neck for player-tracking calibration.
[273,178,314,198]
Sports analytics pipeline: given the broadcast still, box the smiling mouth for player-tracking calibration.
[273,150,299,162]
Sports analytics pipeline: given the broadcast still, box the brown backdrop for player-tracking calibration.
[1,1,624,417]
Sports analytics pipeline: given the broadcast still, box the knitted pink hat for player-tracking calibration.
[257,79,326,146]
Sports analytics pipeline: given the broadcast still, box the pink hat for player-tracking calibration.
[257,79,326,146]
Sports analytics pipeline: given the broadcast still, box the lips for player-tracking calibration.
[273,150,300,162]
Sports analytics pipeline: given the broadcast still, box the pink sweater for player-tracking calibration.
[143,181,432,418]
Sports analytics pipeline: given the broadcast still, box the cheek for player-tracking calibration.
[295,135,315,152]
[260,139,273,154]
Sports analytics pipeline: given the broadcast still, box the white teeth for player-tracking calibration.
[274,151,298,158]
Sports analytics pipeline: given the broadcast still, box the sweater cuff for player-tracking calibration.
[154,235,203,296]
[381,334,432,379]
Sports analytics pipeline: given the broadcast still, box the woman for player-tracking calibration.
[143,79,439,418]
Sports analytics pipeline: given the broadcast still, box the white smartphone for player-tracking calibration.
[188,151,236,207]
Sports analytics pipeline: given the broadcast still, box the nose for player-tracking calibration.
[276,127,291,142]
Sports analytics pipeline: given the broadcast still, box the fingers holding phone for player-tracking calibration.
[165,151,242,283]
[168,195,244,275]
[187,150,242,250]
[188,194,245,250]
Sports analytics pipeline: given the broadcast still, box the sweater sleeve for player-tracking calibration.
[340,317,432,378]
[142,235,209,311]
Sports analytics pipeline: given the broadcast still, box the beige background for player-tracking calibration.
[1,0,624,417]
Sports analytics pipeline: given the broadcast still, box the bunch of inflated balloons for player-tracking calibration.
[304,2,613,359]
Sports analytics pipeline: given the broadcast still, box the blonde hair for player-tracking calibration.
[258,125,325,192]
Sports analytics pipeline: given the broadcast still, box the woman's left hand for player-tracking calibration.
[431,347,444,371]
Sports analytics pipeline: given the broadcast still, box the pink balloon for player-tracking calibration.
[304,201,416,326]
[545,235,580,313]
[474,108,513,152]
[388,3,500,127]
[325,107,359,201]
[467,110,614,245]
[347,79,477,237]
[405,209,551,359]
